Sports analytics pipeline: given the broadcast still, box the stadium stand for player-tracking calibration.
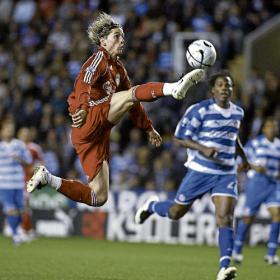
[0,0,279,192]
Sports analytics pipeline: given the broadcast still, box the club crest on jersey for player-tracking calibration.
[115,73,120,87]
[103,81,113,95]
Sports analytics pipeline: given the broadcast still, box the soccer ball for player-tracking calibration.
[186,40,216,69]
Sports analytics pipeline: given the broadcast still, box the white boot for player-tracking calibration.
[27,166,50,193]
[216,267,237,280]
[171,69,205,100]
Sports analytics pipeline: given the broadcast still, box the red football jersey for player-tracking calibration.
[68,47,152,131]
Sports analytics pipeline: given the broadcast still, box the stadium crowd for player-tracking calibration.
[0,0,280,193]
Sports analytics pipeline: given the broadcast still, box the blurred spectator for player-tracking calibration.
[13,0,36,24]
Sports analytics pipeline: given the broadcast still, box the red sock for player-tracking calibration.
[58,179,97,206]
[21,211,33,232]
[134,82,164,102]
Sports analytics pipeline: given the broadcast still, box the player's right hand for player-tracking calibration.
[71,109,88,128]
[201,146,219,158]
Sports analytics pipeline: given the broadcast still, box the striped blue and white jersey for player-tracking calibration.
[175,98,244,175]
[246,135,280,180]
[0,139,32,189]
[175,104,198,166]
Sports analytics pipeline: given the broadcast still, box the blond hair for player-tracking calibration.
[87,12,121,45]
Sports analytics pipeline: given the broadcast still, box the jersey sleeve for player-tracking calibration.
[68,51,106,114]
[129,102,153,132]
[175,104,201,140]
[246,138,265,166]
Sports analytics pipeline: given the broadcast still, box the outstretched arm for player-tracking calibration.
[129,102,162,147]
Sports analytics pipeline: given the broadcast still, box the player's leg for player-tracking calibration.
[21,193,35,241]
[135,169,212,224]
[232,215,254,264]
[265,206,280,265]
[213,195,237,280]
[107,69,205,124]
[233,175,271,263]
[27,119,111,207]
[1,189,23,245]
[107,88,137,124]
[27,131,111,207]
[26,160,109,207]
[57,160,109,207]
[212,175,239,279]
[135,196,192,224]
[133,68,205,101]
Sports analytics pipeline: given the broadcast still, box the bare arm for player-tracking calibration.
[174,137,219,159]
[147,127,162,147]
[236,136,251,172]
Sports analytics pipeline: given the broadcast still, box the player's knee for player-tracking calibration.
[216,213,233,227]
[271,216,280,223]
[95,194,108,207]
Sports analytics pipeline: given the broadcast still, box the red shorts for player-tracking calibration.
[71,103,113,181]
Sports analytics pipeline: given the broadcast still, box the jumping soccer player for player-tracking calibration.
[26,12,204,207]
[135,71,250,280]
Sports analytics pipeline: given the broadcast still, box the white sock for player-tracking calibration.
[162,82,178,95]
[48,174,62,190]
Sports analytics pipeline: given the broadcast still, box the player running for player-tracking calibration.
[26,12,204,207]
[135,71,250,280]
[18,127,44,241]
[233,117,280,265]
[0,121,32,245]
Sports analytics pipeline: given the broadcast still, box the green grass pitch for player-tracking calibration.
[0,236,278,280]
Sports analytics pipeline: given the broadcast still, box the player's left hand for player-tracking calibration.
[71,109,88,128]
[237,160,251,172]
[147,128,162,147]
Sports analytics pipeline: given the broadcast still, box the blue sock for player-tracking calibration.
[267,222,280,257]
[7,215,21,235]
[219,227,234,269]
[233,220,249,254]
[148,200,173,217]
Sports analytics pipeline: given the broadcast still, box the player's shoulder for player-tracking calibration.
[199,98,212,107]
[275,137,280,146]
[82,50,106,70]
[184,103,199,114]
[194,98,213,116]
[12,138,26,148]
[251,135,264,146]
[231,102,244,115]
